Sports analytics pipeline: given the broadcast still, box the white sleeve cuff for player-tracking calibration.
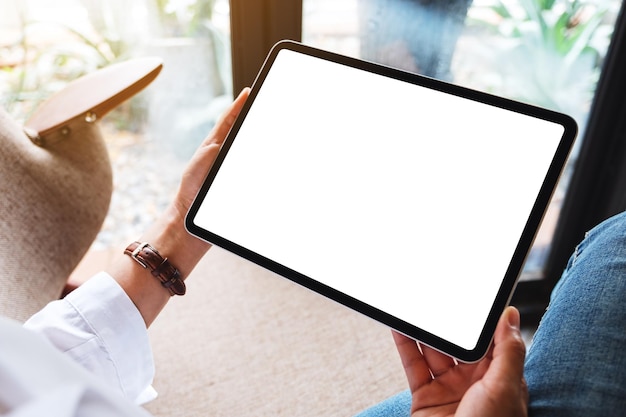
[24,272,157,404]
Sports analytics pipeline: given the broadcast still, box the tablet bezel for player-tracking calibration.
[186,40,577,362]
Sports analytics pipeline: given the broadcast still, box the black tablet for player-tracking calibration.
[186,40,577,362]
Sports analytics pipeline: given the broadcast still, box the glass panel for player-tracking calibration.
[303,0,622,279]
[1,0,232,252]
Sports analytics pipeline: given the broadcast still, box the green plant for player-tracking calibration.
[154,0,215,37]
[0,3,120,122]
[471,0,614,118]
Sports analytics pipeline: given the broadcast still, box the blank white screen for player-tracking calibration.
[193,49,564,350]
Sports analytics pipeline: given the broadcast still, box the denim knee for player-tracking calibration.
[526,211,626,417]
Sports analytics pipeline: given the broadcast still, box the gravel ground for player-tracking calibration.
[94,125,186,250]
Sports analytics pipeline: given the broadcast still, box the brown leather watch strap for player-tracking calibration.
[124,241,186,296]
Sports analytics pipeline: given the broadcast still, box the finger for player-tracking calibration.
[472,306,527,415]
[202,87,250,148]
[489,306,527,385]
[392,331,432,390]
[175,89,250,210]
[522,376,529,404]
[419,343,456,377]
[181,88,250,190]
[202,143,222,167]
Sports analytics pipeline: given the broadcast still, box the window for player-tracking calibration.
[1,0,232,251]
[299,0,625,322]
[229,0,626,323]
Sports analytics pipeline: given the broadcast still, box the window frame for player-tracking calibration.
[229,0,302,94]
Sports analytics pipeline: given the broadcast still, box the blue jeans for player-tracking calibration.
[355,211,626,416]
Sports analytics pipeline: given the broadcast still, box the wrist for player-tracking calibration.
[139,203,211,280]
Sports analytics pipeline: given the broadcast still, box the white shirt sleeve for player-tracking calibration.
[23,272,157,405]
[0,316,153,417]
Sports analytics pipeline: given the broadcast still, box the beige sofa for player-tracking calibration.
[0,60,407,417]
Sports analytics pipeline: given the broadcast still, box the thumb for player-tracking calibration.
[483,306,529,413]
[462,306,528,417]
[491,306,526,381]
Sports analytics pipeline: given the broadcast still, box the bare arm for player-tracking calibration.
[107,88,250,327]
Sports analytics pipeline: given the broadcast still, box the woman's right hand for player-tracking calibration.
[394,306,528,417]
